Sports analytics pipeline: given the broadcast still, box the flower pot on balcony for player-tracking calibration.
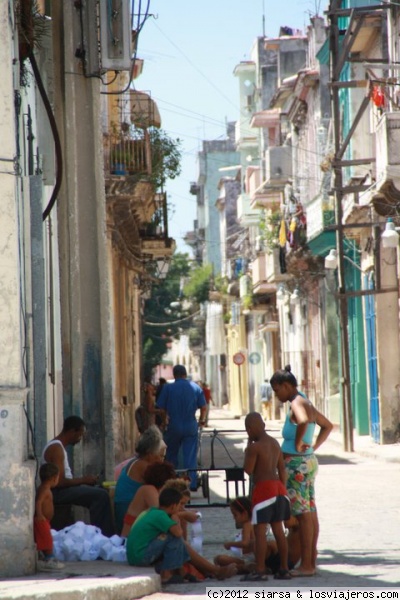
[112,163,127,176]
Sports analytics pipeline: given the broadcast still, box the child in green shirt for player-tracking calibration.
[126,487,190,584]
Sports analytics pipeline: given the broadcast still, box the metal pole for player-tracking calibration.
[329,1,354,452]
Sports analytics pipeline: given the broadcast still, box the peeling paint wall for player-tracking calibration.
[0,2,36,576]
[0,397,36,576]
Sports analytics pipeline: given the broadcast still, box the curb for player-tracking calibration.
[0,566,160,600]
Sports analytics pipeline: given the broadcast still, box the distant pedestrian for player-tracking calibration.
[156,365,206,491]
[270,365,333,577]
[135,377,165,433]
[155,377,167,400]
[260,379,273,421]
[155,378,168,430]
[200,382,212,426]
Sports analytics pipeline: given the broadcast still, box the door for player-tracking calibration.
[364,273,380,442]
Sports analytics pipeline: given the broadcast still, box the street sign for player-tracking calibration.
[249,352,261,364]
[233,352,245,366]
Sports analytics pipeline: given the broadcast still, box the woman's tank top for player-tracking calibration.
[281,393,316,455]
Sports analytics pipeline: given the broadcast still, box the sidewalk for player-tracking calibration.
[323,423,400,464]
[1,407,399,599]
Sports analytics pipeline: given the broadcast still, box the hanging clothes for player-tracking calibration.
[279,247,287,274]
[279,219,287,247]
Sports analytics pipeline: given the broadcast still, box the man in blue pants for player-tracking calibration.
[156,365,206,491]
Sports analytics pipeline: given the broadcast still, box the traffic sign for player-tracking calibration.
[233,352,245,366]
[249,352,261,364]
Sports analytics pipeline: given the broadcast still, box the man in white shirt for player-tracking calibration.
[41,415,115,536]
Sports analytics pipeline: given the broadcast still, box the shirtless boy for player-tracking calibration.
[242,412,291,581]
[34,463,64,571]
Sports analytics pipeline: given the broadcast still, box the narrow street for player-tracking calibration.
[140,409,400,597]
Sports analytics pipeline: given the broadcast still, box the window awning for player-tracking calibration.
[130,90,161,128]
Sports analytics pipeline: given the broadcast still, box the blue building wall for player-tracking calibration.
[201,147,239,274]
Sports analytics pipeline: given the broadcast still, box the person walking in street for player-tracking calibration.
[270,365,333,577]
[200,382,212,427]
[260,378,273,421]
[41,415,115,537]
[156,364,207,491]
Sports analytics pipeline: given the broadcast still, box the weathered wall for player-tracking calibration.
[51,3,115,477]
[0,2,36,576]
[0,394,36,576]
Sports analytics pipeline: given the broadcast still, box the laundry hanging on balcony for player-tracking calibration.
[279,219,287,247]
[371,85,386,109]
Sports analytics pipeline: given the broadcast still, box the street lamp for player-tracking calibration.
[290,287,301,304]
[325,249,338,270]
[325,249,366,273]
[155,258,170,279]
[381,218,400,249]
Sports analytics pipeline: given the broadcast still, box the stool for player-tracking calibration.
[224,467,247,502]
[51,504,91,530]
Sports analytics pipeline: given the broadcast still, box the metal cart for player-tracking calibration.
[177,428,249,507]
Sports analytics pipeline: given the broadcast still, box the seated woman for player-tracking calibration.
[114,425,167,534]
[120,461,176,537]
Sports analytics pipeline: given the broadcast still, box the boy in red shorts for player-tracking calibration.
[34,463,65,571]
[242,412,291,581]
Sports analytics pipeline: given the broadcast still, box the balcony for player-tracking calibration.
[104,120,155,224]
[247,166,283,210]
[306,195,335,242]
[251,254,278,295]
[104,123,152,178]
[266,248,292,282]
[264,146,292,186]
[237,193,260,227]
[140,192,176,259]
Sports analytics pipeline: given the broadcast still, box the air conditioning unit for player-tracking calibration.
[99,0,132,71]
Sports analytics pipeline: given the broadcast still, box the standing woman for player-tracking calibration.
[270,365,333,577]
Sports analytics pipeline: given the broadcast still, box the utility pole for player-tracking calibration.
[329,1,354,452]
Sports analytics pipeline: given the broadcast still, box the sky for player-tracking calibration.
[135,0,325,254]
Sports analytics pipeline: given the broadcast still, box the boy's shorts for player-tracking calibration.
[251,480,291,525]
[34,517,53,552]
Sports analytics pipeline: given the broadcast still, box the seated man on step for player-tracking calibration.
[41,415,115,537]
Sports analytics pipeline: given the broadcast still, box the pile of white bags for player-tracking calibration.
[52,521,127,562]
